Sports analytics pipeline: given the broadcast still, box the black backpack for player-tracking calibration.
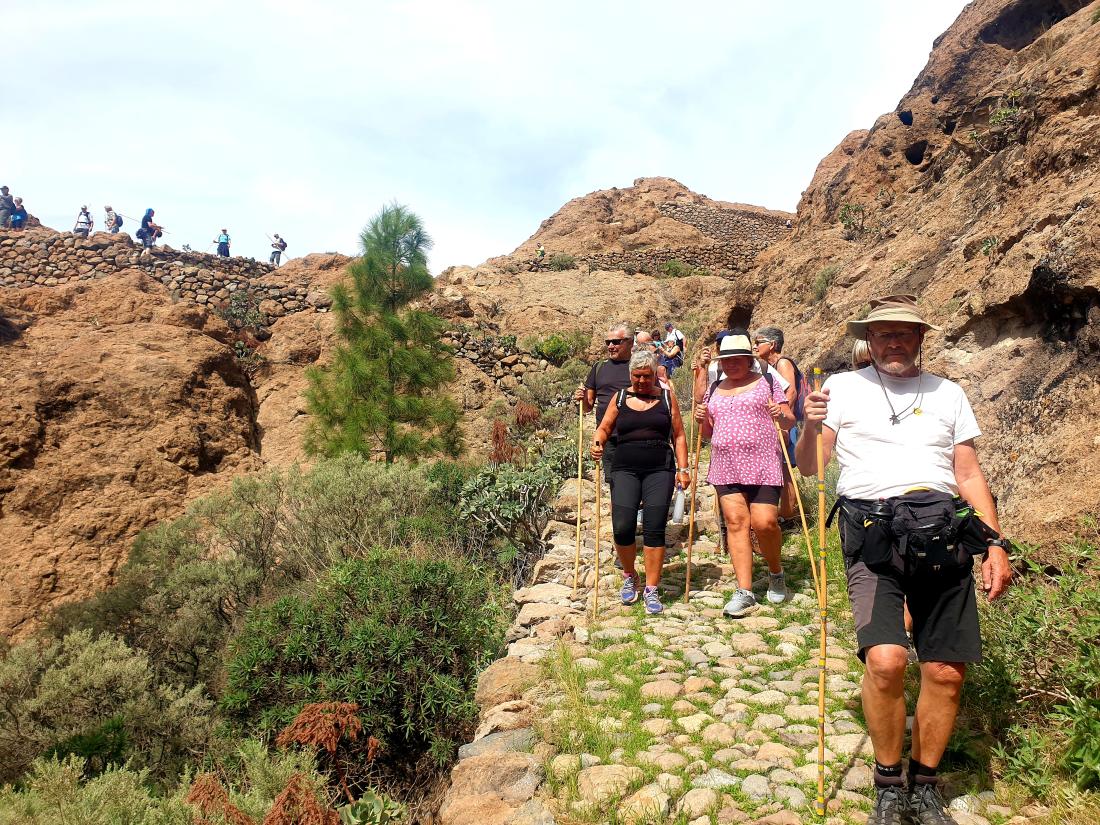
[615,387,672,416]
[114,214,123,228]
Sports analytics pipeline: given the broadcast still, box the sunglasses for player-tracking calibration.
[605,338,627,345]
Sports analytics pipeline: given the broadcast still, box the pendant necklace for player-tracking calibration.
[873,365,924,425]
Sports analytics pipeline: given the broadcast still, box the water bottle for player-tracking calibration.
[671,486,686,524]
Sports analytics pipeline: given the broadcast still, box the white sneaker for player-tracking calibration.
[766,572,787,604]
[723,589,759,618]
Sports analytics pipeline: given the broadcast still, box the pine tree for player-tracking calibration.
[304,204,463,462]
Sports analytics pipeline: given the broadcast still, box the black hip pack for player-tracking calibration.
[829,490,997,575]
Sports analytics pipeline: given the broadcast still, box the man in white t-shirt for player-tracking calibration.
[796,295,1011,825]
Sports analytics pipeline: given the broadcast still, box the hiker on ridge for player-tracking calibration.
[9,198,28,231]
[796,294,1011,825]
[73,206,93,238]
[592,347,690,615]
[216,229,231,257]
[138,208,162,252]
[575,321,634,485]
[695,330,793,617]
[104,206,121,234]
[0,186,14,228]
[270,233,287,265]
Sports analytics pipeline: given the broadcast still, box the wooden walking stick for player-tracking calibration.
[573,400,584,596]
[814,367,828,818]
[593,461,602,619]
[773,420,821,600]
[682,422,703,603]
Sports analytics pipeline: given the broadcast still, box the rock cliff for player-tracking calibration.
[709,0,1100,543]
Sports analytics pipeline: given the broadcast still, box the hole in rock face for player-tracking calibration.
[725,305,753,332]
[904,140,929,165]
[942,118,957,135]
[931,95,940,104]
[897,110,914,126]
[978,0,1075,51]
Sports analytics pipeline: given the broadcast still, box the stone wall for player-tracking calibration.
[0,228,331,317]
[580,241,765,276]
[656,201,791,247]
[444,328,558,398]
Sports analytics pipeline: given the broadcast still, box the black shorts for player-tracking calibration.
[713,483,781,507]
[840,519,982,663]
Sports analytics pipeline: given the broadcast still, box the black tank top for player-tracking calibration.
[616,394,672,443]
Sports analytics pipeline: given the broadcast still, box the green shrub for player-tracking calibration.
[811,265,840,303]
[548,253,576,270]
[838,203,867,233]
[965,520,1100,793]
[51,457,488,691]
[459,438,576,584]
[660,259,693,278]
[0,630,212,784]
[221,551,505,782]
[525,331,589,366]
[0,756,193,825]
[989,106,1020,127]
[215,289,266,330]
[980,236,999,257]
[0,743,331,825]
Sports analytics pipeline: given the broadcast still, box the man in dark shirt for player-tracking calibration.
[574,321,633,481]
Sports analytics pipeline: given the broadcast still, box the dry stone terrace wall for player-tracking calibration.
[0,229,332,317]
[581,240,768,276]
[573,203,791,276]
[657,202,791,246]
[444,328,563,402]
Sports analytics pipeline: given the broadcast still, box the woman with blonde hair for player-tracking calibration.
[593,348,690,615]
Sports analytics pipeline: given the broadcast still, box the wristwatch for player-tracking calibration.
[986,538,1010,549]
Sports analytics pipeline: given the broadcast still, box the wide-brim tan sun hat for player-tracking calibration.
[846,294,942,337]
[714,333,753,359]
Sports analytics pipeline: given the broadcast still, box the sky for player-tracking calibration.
[2,0,968,272]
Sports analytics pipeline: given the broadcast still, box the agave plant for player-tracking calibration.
[338,790,406,825]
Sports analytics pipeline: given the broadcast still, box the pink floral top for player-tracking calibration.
[705,377,786,486]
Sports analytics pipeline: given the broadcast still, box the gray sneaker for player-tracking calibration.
[908,780,957,825]
[723,589,758,618]
[766,572,787,604]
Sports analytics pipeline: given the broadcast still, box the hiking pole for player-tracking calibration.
[683,421,703,603]
[573,400,584,597]
[814,367,828,818]
[773,420,821,600]
[593,461,602,619]
[688,366,699,460]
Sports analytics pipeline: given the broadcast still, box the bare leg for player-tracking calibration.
[615,543,638,577]
[641,546,664,587]
[862,644,909,765]
[748,503,783,574]
[719,492,753,590]
[910,661,966,768]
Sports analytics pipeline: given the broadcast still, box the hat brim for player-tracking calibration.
[847,315,941,338]
[715,350,753,360]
